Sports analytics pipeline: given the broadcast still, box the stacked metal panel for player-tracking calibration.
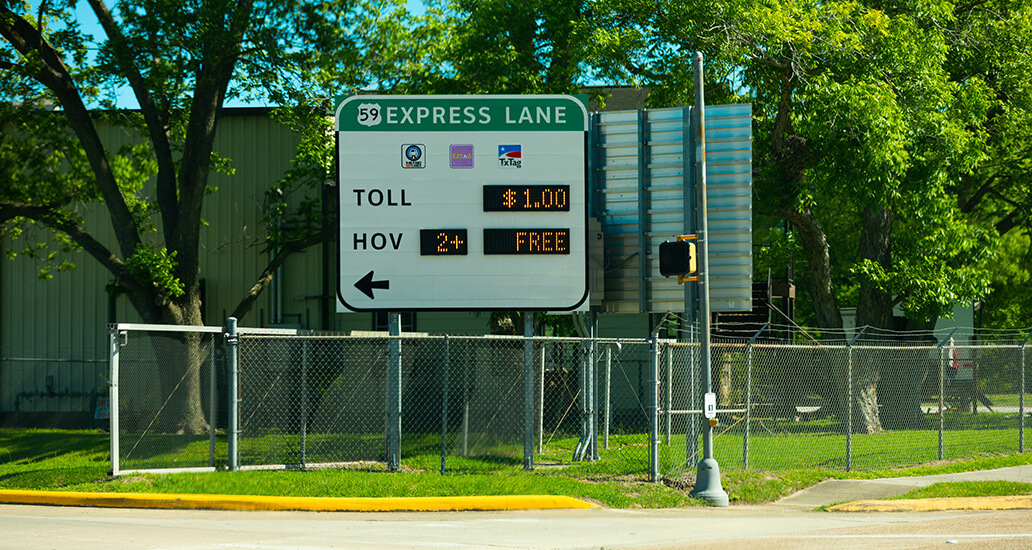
[594,104,753,313]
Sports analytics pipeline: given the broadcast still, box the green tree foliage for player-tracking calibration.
[584,0,1030,432]
[946,0,1032,328]
[591,0,997,330]
[0,0,408,432]
[400,0,597,95]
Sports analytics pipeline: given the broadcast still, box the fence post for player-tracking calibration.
[604,345,612,450]
[589,312,599,460]
[846,342,853,472]
[441,336,450,475]
[462,344,469,456]
[387,312,402,471]
[226,317,239,471]
[845,327,867,472]
[108,325,121,476]
[649,312,671,482]
[1020,331,1031,453]
[300,340,310,469]
[744,340,751,470]
[665,346,672,445]
[649,334,660,482]
[939,343,946,461]
[936,330,957,462]
[208,333,217,468]
[524,312,535,470]
[538,344,545,454]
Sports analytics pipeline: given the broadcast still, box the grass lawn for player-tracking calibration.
[3,428,1032,507]
[891,481,1032,500]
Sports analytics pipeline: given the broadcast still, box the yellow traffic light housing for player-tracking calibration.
[658,234,698,284]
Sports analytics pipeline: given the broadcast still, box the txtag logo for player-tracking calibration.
[498,144,522,168]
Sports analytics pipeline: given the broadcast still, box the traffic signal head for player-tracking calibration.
[659,239,697,277]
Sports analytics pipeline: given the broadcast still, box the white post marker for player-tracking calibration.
[336,95,589,312]
[704,392,717,419]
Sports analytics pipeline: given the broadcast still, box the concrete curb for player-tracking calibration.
[0,489,597,512]
[827,495,1032,513]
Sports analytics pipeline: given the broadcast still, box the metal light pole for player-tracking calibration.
[689,51,729,507]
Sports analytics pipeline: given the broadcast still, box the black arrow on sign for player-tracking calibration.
[355,270,390,299]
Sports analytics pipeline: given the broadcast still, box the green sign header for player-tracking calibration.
[335,95,589,132]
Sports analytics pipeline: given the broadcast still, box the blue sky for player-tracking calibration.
[70,0,427,108]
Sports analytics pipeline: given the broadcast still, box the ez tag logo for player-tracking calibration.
[357,103,382,127]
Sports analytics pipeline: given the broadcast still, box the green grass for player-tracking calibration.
[0,429,698,508]
[0,429,109,489]
[4,428,1032,507]
[890,481,1032,500]
[89,470,699,509]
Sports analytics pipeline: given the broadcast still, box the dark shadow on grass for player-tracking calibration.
[0,429,108,464]
[0,465,108,489]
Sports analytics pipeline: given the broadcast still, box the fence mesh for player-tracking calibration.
[115,328,224,472]
[93,324,1030,478]
[237,335,388,468]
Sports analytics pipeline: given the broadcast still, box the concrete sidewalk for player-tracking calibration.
[774,464,1032,512]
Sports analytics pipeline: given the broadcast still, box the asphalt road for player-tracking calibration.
[3,504,1032,550]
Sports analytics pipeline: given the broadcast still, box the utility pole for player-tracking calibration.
[688,51,729,507]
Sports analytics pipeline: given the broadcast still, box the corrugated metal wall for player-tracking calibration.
[0,109,320,422]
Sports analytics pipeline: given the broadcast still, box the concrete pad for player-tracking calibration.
[829,495,1032,512]
[776,480,924,509]
[775,465,1032,511]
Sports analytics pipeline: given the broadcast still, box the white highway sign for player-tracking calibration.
[336,95,588,312]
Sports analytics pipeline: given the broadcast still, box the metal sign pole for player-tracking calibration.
[689,51,729,507]
[524,312,535,470]
[388,312,402,470]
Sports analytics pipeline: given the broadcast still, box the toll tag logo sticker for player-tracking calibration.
[402,144,425,168]
[450,144,474,168]
[498,144,522,168]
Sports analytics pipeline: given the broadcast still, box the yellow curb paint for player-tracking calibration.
[0,489,596,512]
[828,495,1032,513]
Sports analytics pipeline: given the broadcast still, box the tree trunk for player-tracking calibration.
[149,329,210,435]
[856,203,894,329]
[879,318,934,431]
[782,207,843,330]
[845,348,883,434]
[781,206,890,433]
[130,286,210,435]
[162,292,209,435]
[842,203,897,434]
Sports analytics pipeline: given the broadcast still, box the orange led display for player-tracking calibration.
[483,228,570,255]
[419,229,468,255]
[483,185,570,212]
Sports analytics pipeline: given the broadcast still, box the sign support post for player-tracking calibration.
[387,312,402,470]
[523,312,534,470]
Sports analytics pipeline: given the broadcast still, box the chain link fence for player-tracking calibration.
[658,325,1031,480]
[234,333,655,475]
[92,322,1030,479]
[111,325,225,473]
